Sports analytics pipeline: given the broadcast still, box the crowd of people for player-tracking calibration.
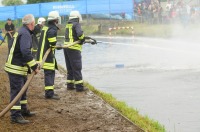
[134,0,200,24]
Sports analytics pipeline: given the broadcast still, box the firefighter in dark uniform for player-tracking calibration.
[4,14,40,124]
[4,18,15,43]
[32,17,46,58]
[36,11,61,100]
[64,10,96,92]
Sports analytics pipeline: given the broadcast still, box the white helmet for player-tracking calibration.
[37,17,46,25]
[69,10,82,22]
[47,11,61,24]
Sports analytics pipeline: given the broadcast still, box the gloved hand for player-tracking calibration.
[80,39,85,45]
[84,36,97,45]
[37,63,41,70]
[80,36,92,45]
[34,63,40,74]
[50,45,56,50]
[56,43,63,50]
[90,38,97,45]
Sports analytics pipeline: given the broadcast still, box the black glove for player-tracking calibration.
[31,63,39,71]
[90,38,97,45]
[56,43,63,50]
[50,45,56,50]
[80,39,85,45]
[80,36,91,45]
[84,36,91,39]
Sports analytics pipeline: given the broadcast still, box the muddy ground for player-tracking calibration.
[0,45,143,132]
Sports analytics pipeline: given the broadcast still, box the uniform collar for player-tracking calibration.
[48,22,59,30]
[68,18,79,23]
[23,25,33,34]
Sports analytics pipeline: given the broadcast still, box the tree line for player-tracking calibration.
[2,0,74,6]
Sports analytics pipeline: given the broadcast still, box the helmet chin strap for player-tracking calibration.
[55,19,60,30]
[55,20,58,24]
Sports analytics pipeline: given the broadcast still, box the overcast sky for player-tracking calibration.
[0,0,27,7]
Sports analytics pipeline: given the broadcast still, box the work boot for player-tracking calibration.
[21,109,36,117]
[76,87,88,92]
[67,87,75,90]
[11,115,30,124]
[45,94,60,100]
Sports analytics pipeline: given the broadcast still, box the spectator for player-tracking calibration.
[4,18,15,43]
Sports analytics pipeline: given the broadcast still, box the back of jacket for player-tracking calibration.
[65,18,84,51]
[36,23,58,70]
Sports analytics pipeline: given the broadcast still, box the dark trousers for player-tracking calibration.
[44,69,55,97]
[8,73,27,118]
[63,48,83,90]
[6,33,12,44]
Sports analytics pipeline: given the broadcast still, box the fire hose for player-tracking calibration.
[0,41,80,118]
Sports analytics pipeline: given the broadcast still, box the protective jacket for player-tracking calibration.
[64,18,84,51]
[5,23,15,35]
[4,25,37,76]
[32,24,42,53]
[36,22,58,70]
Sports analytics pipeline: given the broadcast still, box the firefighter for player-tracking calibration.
[64,10,96,92]
[32,17,46,58]
[4,18,15,43]
[36,11,61,100]
[4,14,40,124]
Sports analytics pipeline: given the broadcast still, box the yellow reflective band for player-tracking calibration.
[27,60,36,67]
[67,80,74,83]
[4,67,27,76]
[39,26,49,62]
[69,27,73,43]
[11,106,21,110]
[65,24,73,28]
[48,37,56,42]
[32,49,37,52]
[20,100,28,104]
[36,61,42,64]
[65,24,82,51]
[13,32,18,37]
[8,32,19,63]
[50,45,56,48]
[45,86,54,90]
[5,63,28,71]
[79,34,85,40]
[43,62,55,70]
[64,42,82,51]
[43,26,48,30]
[74,80,83,84]
[65,24,73,43]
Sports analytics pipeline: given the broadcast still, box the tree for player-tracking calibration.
[27,0,54,4]
[2,0,24,6]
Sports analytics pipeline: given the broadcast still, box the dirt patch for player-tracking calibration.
[0,45,143,132]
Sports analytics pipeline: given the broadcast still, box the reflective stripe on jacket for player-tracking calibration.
[4,26,37,76]
[64,19,84,51]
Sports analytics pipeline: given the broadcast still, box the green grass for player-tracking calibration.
[84,82,166,132]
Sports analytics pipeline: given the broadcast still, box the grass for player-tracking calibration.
[80,20,200,39]
[84,82,166,132]
[57,63,166,131]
